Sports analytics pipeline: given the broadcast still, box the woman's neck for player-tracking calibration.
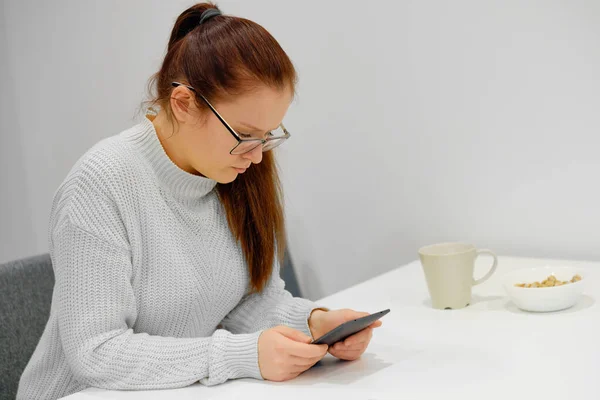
[150,109,198,176]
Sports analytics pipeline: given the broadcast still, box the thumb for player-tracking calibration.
[273,325,312,343]
[349,310,370,319]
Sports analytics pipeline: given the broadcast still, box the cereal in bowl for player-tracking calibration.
[514,274,582,288]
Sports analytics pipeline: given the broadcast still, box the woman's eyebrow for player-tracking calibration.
[239,121,278,133]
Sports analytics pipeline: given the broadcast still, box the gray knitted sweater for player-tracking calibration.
[17,117,318,400]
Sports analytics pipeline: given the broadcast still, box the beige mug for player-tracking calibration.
[418,243,498,309]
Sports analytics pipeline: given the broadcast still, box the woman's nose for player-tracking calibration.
[243,145,263,164]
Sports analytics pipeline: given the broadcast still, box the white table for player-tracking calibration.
[64,257,600,400]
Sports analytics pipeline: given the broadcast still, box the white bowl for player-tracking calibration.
[503,266,585,312]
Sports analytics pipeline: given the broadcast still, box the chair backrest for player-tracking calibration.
[0,254,54,400]
[281,250,302,298]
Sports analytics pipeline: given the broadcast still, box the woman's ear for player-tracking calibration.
[169,85,193,122]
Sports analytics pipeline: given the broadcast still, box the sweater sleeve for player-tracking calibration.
[220,258,325,338]
[52,219,263,389]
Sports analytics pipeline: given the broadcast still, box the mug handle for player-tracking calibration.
[472,249,498,286]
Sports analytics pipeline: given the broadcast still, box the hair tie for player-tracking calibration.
[199,8,222,25]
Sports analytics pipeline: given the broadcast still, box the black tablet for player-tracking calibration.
[311,309,390,346]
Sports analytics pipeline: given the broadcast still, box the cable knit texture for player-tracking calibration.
[17,117,319,400]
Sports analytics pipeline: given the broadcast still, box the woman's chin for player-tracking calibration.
[213,169,239,184]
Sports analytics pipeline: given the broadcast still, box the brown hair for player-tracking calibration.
[148,2,296,292]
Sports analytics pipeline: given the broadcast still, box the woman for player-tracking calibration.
[18,3,380,399]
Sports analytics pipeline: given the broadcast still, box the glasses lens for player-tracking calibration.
[231,140,262,155]
[262,137,287,152]
[262,125,289,152]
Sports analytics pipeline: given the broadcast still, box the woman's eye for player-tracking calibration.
[240,133,253,139]
[265,131,274,138]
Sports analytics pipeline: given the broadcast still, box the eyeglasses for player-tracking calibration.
[171,82,291,155]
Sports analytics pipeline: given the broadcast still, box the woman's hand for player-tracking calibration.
[308,309,382,361]
[258,326,328,382]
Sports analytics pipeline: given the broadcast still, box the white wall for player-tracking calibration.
[0,0,187,262]
[231,0,600,299]
[2,1,599,300]
[0,0,34,261]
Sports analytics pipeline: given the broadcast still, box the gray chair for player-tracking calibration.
[281,250,302,298]
[0,254,55,400]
